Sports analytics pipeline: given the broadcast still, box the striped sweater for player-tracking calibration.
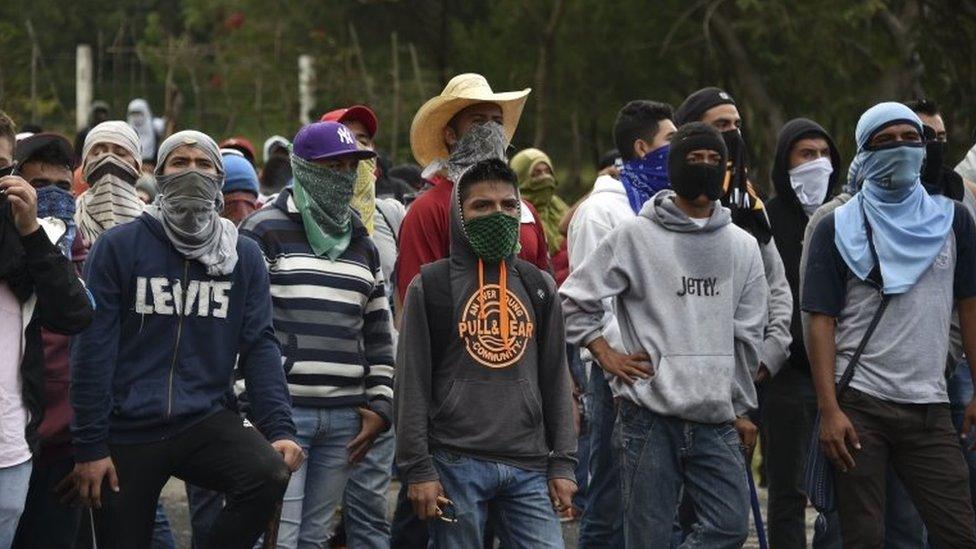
[239,190,395,424]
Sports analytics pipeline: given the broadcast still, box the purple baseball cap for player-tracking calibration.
[292,121,376,162]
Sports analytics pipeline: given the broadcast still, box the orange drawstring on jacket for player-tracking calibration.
[475,258,511,349]
[500,260,510,349]
[477,259,486,320]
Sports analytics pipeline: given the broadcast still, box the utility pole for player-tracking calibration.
[298,55,315,125]
[76,44,93,131]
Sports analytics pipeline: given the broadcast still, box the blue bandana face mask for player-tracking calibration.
[35,185,77,259]
[620,144,670,213]
[859,142,925,196]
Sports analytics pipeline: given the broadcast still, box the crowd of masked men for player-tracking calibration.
[3,73,976,549]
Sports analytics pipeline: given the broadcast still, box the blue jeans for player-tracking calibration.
[618,402,749,549]
[151,503,176,549]
[429,450,563,548]
[186,484,223,548]
[276,406,360,548]
[342,428,394,549]
[948,358,976,533]
[567,345,590,513]
[578,363,623,548]
[0,459,32,549]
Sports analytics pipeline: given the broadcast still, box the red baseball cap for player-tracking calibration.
[219,137,256,164]
[320,105,378,138]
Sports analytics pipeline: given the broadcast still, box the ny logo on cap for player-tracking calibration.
[337,126,356,146]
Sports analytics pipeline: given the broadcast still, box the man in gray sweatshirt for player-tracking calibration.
[561,122,768,549]
[395,158,576,548]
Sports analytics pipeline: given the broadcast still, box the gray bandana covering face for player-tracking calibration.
[446,121,508,183]
[147,170,239,276]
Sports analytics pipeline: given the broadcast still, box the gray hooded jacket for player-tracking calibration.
[394,181,577,485]
[560,191,768,422]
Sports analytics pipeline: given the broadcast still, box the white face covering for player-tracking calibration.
[789,156,833,216]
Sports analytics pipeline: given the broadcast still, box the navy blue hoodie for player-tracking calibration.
[70,214,295,462]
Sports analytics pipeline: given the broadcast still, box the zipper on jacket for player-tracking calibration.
[167,259,188,419]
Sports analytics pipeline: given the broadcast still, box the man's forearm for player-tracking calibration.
[587,336,614,363]
[807,314,840,412]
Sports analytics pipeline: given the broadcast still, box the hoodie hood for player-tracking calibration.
[771,118,841,214]
[640,190,731,233]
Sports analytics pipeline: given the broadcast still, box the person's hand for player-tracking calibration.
[960,397,976,450]
[548,478,577,513]
[56,457,119,509]
[408,480,448,521]
[734,416,758,452]
[755,364,770,383]
[819,406,860,472]
[347,407,386,464]
[0,175,40,236]
[592,346,652,385]
[271,439,305,472]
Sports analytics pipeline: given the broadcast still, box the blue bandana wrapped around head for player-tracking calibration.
[833,102,955,294]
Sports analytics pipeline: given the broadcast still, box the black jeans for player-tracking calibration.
[93,409,290,549]
[13,454,83,548]
[836,388,976,548]
[762,367,818,548]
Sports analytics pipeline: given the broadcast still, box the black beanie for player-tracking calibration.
[669,122,728,170]
[674,87,736,126]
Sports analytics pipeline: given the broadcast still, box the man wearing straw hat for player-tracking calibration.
[394,73,551,307]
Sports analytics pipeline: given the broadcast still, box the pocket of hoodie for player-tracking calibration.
[114,378,167,421]
[430,379,546,456]
[649,354,735,423]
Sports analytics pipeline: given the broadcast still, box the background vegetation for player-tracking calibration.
[1,0,974,199]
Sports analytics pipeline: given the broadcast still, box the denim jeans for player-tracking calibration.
[151,504,175,549]
[186,484,223,548]
[276,406,360,549]
[429,450,563,548]
[618,401,749,549]
[342,428,394,549]
[948,358,976,533]
[578,362,623,548]
[567,345,590,513]
[13,455,83,548]
[0,459,33,549]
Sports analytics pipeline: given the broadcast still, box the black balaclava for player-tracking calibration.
[919,124,964,200]
[668,122,728,201]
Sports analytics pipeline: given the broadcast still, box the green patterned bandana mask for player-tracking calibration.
[290,152,357,260]
[519,175,557,210]
[463,211,521,262]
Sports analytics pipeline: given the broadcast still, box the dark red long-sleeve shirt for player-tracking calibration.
[395,174,551,300]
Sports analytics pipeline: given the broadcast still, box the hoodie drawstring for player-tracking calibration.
[476,258,512,350]
[500,260,510,349]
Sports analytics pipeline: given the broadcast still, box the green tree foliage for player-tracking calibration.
[0,0,973,200]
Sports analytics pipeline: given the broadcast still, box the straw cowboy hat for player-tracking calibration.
[410,73,531,167]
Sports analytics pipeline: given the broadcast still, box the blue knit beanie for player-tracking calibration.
[222,153,259,196]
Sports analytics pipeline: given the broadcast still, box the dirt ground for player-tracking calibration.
[159,477,816,548]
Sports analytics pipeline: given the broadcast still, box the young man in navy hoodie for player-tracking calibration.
[65,130,303,549]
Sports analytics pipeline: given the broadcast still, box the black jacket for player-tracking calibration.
[5,220,93,454]
[765,119,841,375]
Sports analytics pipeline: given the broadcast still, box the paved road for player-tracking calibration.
[160,478,816,548]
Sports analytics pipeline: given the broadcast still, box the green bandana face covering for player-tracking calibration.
[463,211,521,262]
[290,152,357,259]
[519,174,557,210]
